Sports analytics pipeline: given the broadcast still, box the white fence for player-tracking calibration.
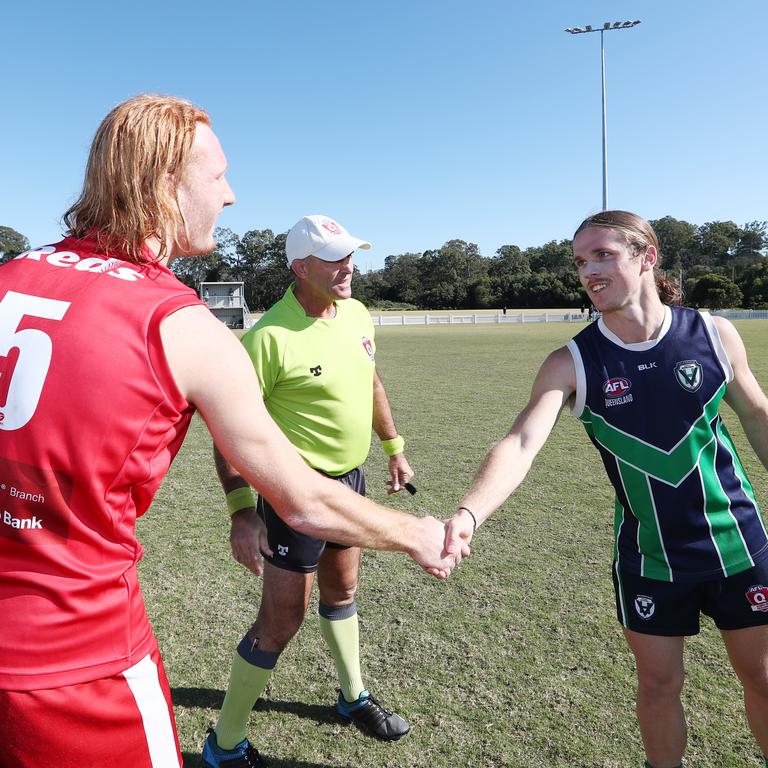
[713,309,768,321]
[370,309,768,327]
[246,309,768,328]
[372,312,588,326]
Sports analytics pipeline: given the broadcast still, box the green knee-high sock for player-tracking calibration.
[319,601,364,702]
[214,634,280,750]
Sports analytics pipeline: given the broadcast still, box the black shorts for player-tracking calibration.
[257,466,366,573]
[613,559,768,636]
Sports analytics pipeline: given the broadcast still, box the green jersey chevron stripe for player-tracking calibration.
[616,460,672,580]
[579,382,726,487]
[583,379,758,580]
[698,434,752,575]
[714,418,764,530]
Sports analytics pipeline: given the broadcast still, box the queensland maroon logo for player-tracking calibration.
[322,219,342,235]
[746,585,768,612]
[361,337,374,361]
[603,377,631,397]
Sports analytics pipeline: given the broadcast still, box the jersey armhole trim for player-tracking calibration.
[700,311,734,383]
[566,340,587,417]
[148,295,202,411]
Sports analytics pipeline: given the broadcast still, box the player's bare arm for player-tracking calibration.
[716,316,768,471]
[161,306,460,578]
[372,368,414,494]
[214,442,251,494]
[212,444,272,576]
[446,346,577,549]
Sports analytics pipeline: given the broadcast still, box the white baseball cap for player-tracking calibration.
[285,214,371,266]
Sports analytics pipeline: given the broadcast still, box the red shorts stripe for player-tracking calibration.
[0,642,181,768]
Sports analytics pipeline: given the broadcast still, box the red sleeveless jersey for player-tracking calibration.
[0,238,201,690]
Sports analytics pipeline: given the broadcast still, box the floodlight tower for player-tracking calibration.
[565,20,641,210]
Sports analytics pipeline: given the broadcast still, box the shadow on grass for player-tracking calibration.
[176,689,358,766]
[172,687,338,725]
[183,753,353,768]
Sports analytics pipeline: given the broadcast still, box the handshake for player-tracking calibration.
[409,507,478,580]
[227,484,482,582]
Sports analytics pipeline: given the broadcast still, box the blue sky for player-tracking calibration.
[3,1,766,271]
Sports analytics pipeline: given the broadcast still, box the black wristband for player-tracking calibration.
[457,506,477,533]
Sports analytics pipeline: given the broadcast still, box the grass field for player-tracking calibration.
[138,321,768,768]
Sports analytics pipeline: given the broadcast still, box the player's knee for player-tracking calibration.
[252,609,306,650]
[636,667,685,699]
[738,665,768,698]
[319,581,358,606]
[259,622,302,651]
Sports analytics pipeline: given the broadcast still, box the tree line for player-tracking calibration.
[2,218,766,311]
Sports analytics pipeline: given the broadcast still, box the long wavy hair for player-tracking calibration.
[63,94,210,265]
[574,210,683,306]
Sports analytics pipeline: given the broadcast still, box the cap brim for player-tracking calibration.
[311,236,371,262]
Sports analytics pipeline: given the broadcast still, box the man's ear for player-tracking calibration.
[642,245,658,272]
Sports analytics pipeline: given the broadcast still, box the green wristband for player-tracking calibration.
[226,487,255,516]
[381,435,405,456]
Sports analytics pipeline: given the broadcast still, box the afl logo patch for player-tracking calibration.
[362,337,375,362]
[603,377,631,396]
[674,360,702,392]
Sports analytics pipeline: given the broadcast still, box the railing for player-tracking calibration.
[203,297,244,309]
[372,312,589,326]
[243,296,255,329]
[712,309,768,321]
[243,309,768,330]
[370,309,768,326]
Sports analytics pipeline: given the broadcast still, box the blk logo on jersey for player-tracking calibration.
[277,544,289,557]
[634,595,655,620]
[746,585,768,612]
[361,337,374,362]
[674,360,702,392]
[309,365,322,377]
[603,377,634,408]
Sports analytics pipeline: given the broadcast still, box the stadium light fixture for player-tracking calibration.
[565,19,642,210]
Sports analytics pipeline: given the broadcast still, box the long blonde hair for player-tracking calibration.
[63,94,210,264]
[574,210,683,306]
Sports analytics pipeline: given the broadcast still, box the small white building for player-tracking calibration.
[199,281,253,329]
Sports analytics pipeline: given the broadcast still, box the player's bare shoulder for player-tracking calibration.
[537,345,578,395]
[521,344,578,418]
[711,314,742,349]
[711,314,749,372]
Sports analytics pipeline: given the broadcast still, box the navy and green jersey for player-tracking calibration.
[240,285,376,476]
[567,306,768,582]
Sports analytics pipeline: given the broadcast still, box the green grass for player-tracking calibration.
[138,320,768,768]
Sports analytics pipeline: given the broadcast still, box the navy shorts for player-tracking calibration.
[613,559,768,636]
[257,466,366,573]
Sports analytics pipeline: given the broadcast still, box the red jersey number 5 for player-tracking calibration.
[0,291,70,431]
